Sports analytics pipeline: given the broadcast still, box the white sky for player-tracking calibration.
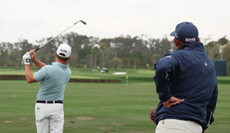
[0,0,229,45]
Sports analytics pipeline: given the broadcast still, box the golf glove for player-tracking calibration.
[150,108,157,124]
[22,52,31,65]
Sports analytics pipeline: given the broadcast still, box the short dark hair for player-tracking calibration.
[56,54,69,61]
[179,41,188,46]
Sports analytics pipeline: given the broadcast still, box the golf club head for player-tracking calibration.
[74,20,86,25]
[80,20,86,25]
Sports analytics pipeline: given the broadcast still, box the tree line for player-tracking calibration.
[204,36,230,74]
[0,33,229,73]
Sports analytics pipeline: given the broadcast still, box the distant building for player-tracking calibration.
[213,59,226,76]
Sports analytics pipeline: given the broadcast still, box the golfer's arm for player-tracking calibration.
[32,58,46,69]
[25,64,37,83]
[154,56,178,102]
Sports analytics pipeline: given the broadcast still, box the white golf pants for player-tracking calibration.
[155,119,202,133]
[35,103,64,133]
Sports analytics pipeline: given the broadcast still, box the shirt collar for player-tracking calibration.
[51,62,68,68]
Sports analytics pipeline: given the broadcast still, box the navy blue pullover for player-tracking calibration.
[153,42,218,130]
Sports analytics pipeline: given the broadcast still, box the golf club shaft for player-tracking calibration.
[35,20,86,52]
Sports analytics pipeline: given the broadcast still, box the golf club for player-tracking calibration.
[34,20,86,52]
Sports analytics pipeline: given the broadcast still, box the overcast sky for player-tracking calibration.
[0,0,229,45]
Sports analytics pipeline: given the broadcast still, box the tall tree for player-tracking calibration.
[205,41,216,61]
[20,39,34,54]
[122,53,132,68]
[222,44,230,75]
[0,48,8,66]
[151,53,161,67]
[92,47,100,68]
[218,36,228,46]
[111,57,122,69]
[64,32,89,66]
[160,36,171,55]
[35,37,56,64]
[99,38,113,68]
[9,50,21,66]
[218,36,228,59]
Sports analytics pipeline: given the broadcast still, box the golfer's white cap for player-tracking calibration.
[57,44,71,58]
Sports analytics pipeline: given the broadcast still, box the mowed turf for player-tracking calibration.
[0,81,157,133]
[0,67,230,133]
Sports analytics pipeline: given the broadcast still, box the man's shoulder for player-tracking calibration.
[41,65,52,70]
[162,52,178,60]
[156,53,178,67]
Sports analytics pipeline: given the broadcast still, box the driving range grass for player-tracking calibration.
[0,67,230,133]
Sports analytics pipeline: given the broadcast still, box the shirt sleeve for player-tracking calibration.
[205,84,218,127]
[153,54,178,102]
[34,66,48,82]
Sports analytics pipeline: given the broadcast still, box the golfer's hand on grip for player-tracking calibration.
[22,52,31,65]
[29,49,36,61]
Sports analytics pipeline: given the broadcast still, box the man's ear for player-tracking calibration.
[197,37,200,42]
[67,56,70,60]
[174,38,180,49]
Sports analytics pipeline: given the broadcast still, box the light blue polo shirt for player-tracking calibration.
[34,62,71,100]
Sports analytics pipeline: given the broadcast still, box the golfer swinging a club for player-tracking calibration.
[22,44,72,133]
[153,22,218,133]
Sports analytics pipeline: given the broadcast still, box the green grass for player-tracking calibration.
[0,67,230,133]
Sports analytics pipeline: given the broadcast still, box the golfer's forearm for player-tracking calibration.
[25,65,36,83]
[32,58,46,69]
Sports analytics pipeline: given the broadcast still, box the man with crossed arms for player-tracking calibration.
[22,44,71,133]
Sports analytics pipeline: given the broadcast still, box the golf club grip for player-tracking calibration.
[35,47,40,52]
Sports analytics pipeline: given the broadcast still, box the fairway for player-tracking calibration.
[0,67,230,133]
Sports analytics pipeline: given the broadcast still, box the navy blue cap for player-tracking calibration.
[170,22,199,43]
